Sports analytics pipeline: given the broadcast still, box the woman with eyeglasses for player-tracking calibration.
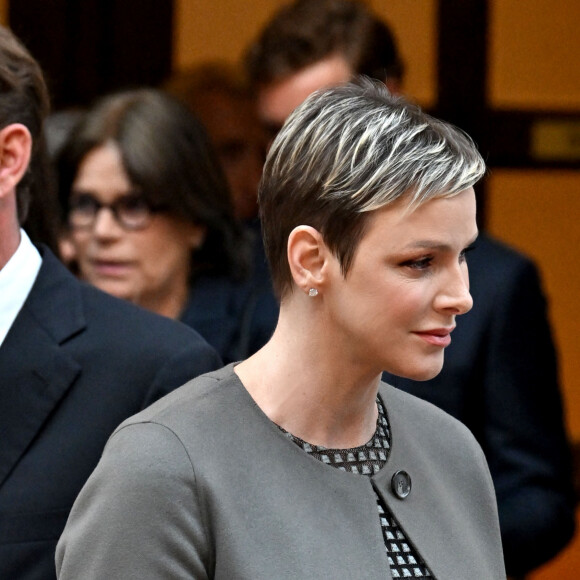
[56,88,272,363]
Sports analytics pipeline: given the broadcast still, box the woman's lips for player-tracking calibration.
[413,328,454,347]
[90,260,133,277]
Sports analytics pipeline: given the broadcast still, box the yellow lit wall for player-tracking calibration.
[368,0,436,107]
[489,0,580,110]
[173,0,276,70]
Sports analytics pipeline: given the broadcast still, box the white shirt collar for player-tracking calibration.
[0,229,42,347]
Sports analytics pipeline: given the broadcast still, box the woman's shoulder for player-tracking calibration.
[117,364,242,432]
[103,363,287,482]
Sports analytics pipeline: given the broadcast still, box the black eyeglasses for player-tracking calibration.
[68,192,166,231]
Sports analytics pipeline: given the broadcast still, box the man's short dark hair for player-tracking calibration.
[245,0,404,88]
[0,25,50,223]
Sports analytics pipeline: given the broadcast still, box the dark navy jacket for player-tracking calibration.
[0,248,222,580]
[180,220,279,364]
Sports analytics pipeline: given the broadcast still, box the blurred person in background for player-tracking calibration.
[164,61,267,223]
[246,0,403,141]
[245,0,576,576]
[164,62,279,353]
[56,88,272,362]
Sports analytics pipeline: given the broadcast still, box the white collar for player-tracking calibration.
[0,229,42,347]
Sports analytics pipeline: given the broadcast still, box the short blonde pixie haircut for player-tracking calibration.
[259,77,485,300]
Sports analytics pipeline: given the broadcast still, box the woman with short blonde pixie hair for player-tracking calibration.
[260,79,485,300]
[57,79,506,579]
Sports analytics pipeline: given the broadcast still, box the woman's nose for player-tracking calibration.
[435,265,473,316]
[92,207,122,238]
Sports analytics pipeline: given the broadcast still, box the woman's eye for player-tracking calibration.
[70,193,98,212]
[402,256,433,270]
[120,195,150,216]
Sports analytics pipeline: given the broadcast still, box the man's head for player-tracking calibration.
[0,25,49,225]
[245,0,404,135]
[259,78,485,300]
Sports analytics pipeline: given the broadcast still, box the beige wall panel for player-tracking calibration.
[486,171,580,438]
[174,0,436,107]
[489,0,580,110]
[369,0,436,107]
[174,0,279,70]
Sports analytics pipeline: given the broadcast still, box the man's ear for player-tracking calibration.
[0,123,32,198]
[384,76,403,96]
[287,225,329,295]
[187,223,207,250]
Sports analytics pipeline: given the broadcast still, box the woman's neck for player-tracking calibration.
[137,279,190,321]
[235,312,381,449]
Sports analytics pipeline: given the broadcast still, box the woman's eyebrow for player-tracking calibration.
[402,232,479,252]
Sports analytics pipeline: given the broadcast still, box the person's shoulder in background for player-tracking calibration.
[32,246,223,403]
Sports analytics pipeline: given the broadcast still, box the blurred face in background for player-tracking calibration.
[66,142,205,319]
[193,89,267,222]
[256,53,402,143]
[257,54,353,139]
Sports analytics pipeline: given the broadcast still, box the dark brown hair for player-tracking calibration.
[245,0,404,87]
[0,25,50,224]
[164,61,253,111]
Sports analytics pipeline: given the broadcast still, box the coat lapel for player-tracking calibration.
[0,250,85,488]
[373,383,505,579]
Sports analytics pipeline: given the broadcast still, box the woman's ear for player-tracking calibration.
[0,123,32,197]
[58,230,77,265]
[287,225,328,295]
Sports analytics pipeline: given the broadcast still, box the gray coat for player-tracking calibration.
[56,365,506,579]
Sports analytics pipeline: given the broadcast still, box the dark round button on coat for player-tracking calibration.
[391,470,412,499]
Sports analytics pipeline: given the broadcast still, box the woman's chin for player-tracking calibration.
[90,278,138,305]
[391,360,444,382]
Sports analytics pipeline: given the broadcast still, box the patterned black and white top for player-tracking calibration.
[279,397,434,579]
